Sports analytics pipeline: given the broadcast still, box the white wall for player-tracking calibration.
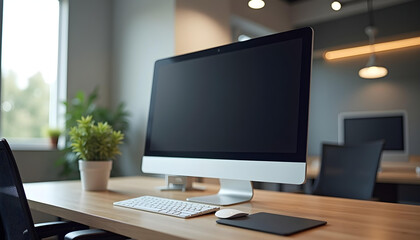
[111,0,175,175]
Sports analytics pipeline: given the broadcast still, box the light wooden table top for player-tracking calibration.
[307,156,420,184]
[24,176,420,240]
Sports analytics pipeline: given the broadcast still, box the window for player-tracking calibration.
[1,0,60,146]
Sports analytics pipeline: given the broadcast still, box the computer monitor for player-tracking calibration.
[142,27,313,205]
[338,110,409,162]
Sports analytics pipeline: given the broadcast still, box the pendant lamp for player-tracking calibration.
[359,0,388,79]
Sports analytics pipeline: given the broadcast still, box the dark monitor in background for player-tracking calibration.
[142,27,313,205]
[338,110,409,162]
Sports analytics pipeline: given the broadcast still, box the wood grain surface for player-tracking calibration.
[24,176,420,240]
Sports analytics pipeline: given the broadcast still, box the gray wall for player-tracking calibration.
[306,0,420,155]
[14,150,62,182]
[67,0,113,107]
[111,0,175,176]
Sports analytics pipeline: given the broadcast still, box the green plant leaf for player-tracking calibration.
[69,115,124,161]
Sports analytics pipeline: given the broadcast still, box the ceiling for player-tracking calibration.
[289,0,413,26]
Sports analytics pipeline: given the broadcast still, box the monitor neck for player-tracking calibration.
[187,179,253,206]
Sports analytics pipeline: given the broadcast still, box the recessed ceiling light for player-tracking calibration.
[331,1,342,11]
[248,0,265,10]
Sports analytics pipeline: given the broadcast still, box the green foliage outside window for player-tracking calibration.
[1,70,50,138]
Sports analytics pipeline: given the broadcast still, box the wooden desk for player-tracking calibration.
[306,156,420,184]
[24,177,420,240]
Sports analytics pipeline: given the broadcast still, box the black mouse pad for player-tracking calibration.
[216,212,327,236]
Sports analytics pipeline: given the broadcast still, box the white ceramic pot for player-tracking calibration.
[79,160,112,191]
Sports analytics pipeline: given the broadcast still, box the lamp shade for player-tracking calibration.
[359,54,388,79]
[359,66,388,79]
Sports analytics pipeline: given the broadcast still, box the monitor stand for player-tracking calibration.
[159,175,205,191]
[187,179,253,206]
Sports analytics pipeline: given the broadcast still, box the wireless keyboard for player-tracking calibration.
[113,195,220,218]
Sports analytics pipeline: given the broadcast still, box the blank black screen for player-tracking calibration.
[145,28,312,162]
[344,116,405,150]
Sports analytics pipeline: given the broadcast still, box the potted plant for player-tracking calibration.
[57,88,129,178]
[69,115,124,191]
[47,128,62,149]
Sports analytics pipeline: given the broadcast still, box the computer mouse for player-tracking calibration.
[215,209,248,219]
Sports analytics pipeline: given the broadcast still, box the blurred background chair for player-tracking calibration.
[0,138,127,240]
[312,140,384,200]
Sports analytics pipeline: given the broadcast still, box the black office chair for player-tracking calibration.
[312,140,384,200]
[0,138,127,240]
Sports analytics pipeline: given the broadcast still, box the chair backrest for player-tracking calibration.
[312,140,384,200]
[0,138,39,240]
